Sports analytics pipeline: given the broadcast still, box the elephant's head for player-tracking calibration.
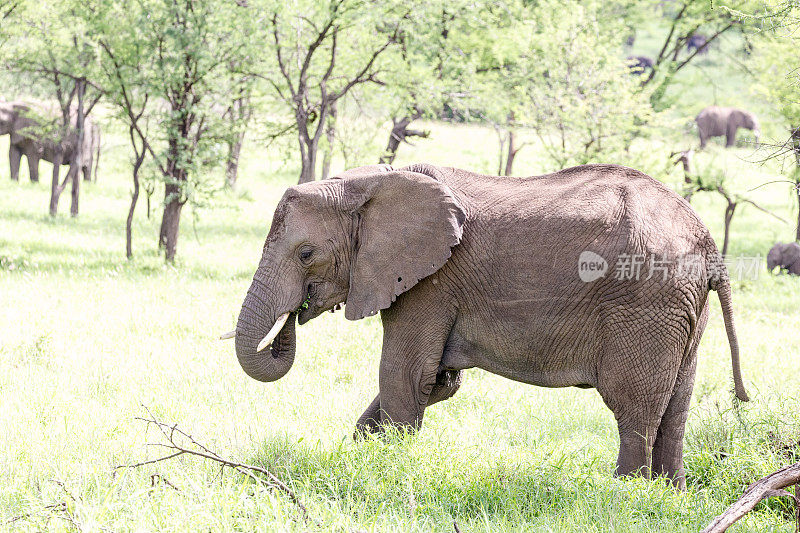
[0,102,17,136]
[230,165,466,382]
[767,242,800,273]
[740,110,760,145]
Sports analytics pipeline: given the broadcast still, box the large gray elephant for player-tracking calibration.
[767,242,800,275]
[225,162,749,490]
[695,106,760,148]
[0,101,100,183]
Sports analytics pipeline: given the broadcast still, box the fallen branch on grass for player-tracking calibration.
[701,462,800,533]
[4,479,81,529]
[117,405,314,524]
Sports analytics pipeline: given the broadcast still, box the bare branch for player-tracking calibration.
[118,407,315,525]
[330,24,399,101]
[739,198,790,224]
[701,462,800,533]
[673,22,735,73]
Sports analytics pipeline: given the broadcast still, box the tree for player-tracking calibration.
[477,0,658,172]
[92,0,253,261]
[373,1,476,166]
[4,0,103,217]
[753,15,800,241]
[259,0,402,183]
[683,155,787,256]
[223,79,252,189]
[642,0,761,109]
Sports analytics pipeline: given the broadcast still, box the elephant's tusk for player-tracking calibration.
[219,330,236,340]
[257,312,290,352]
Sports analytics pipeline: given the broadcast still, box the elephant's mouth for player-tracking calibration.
[297,282,344,325]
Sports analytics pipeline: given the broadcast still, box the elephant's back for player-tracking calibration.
[442,163,717,272]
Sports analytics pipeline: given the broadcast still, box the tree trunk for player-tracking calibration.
[296,96,331,184]
[722,202,736,257]
[380,116,413,165]
[298,138,317,184]
[160,183,183,262]
[225,95,250,188]
[146,184,153,219]
[126,166,140,259]
[69,79,86,217]
[792,126,800,242]
[380,112,428,166]
[70,162,81,217]
[126,127,145,259]
[504,130,521,176]
[796,198,800,243]
[158,101,194,259]
[225,133,244,188]
[495,128,507,175]
[321,101,337,180]
[49,153,65,217]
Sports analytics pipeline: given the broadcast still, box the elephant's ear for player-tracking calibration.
[339,170,466,321]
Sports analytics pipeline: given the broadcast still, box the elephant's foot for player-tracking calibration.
[353,394,382,440]
[651,434,686,490]
[614,427,658,480]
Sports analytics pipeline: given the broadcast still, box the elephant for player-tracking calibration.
[627,55,654,75]
[225,162,749,490]
[767,242,800,275]
[686,33,709,55]
[0,101,100,183]
[695,106,760,149]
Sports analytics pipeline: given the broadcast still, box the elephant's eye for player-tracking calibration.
[298,248,313,262]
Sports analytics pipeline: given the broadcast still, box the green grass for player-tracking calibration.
[2,55,800,531]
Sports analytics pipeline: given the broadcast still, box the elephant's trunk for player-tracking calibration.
[235,286,296,382]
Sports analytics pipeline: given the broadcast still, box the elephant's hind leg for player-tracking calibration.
[651,302,708,489]
[598,315,686,480]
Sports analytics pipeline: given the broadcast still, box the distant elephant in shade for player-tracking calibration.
[627,55,654,75]
[695,106,760,149]
[0,100,100,183]
[767,242,800,275]
[686,33,709,55]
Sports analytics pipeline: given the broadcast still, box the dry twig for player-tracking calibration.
[117,406,314,524]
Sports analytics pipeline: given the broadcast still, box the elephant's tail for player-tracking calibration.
[710,273,750,402]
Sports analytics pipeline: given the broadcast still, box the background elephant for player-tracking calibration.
[1,101,100,183]
[695,106,760,148]
[686,33,709,55]
[627,55,654,75]
[767,242,800,275]
[227,162,749,490]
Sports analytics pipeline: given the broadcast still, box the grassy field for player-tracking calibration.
[2,45,800,532]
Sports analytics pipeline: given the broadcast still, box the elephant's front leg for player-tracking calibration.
[359,287,456,434]
[9,144,21,181]
[354,394,382,437]
[354,368,462,438]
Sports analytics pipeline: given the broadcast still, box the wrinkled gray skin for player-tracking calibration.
[234,163,749,490]
[695,106,760,149]
[767,242,800,275]
[0,101,100,183]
